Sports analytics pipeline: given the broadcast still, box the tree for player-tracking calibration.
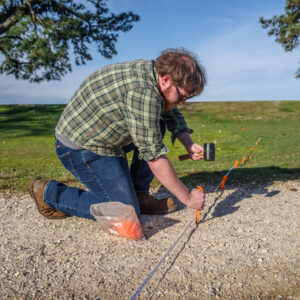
[259,0,300,78]
[0,0,140,82]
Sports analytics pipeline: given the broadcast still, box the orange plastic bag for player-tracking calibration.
[90,202,144,240]
[110,220,143,240]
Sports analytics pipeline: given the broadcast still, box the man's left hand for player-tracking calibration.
[187,143,204,161]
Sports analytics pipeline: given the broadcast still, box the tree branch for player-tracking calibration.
[0,0,140,82]
[25,0,45,27]
[0,3,27,35]
[49,0,85,19]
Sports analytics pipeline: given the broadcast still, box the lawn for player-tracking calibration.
[0,101,299,194]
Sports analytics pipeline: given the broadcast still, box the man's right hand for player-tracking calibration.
[184,188,205,210]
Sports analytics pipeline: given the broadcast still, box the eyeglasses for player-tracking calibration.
[175,86,193,102]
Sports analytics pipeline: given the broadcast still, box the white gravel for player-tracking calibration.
[0,180,299,299]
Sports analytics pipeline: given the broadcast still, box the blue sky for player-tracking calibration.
[0,0,299,104]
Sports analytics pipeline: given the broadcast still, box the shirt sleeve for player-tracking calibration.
[125,88,169,161]
[162,106,193,144]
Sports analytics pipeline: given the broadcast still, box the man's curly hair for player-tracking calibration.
[155,48,207,96]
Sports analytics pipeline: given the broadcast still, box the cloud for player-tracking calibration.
[196,20,300,101]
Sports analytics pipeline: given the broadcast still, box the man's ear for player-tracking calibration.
[158,75,172,91]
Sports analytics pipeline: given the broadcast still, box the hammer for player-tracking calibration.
[178,143,215,161]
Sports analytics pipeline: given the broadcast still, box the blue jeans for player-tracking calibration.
[44,121,166,220]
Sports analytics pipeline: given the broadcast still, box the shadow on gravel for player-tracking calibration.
[180,166,299,219]
[143,166,299,238]
[140,215,180,240]
[205,186,280,220]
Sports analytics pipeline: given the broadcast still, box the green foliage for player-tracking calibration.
[1,102,300,194]
[0,0,140,82]
[259,0,300,78]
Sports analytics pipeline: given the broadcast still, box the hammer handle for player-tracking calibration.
[178,153,202,161]
[177,154,190,161]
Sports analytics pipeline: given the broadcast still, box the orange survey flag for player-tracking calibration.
[196,186,204,224]
[220,176,227,190]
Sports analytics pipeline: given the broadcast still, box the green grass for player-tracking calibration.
[1,101,299,194]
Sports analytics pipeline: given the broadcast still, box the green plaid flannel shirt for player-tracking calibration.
[55,60,193,161]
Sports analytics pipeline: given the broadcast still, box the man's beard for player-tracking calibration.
[163,86,175,111]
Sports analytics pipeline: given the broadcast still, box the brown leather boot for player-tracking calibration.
[28,179,70,219]
[137,193,177,215]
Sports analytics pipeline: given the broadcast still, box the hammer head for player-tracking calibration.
[204,143,215,161]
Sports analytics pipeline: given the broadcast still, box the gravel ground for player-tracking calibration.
[0,179,299,300]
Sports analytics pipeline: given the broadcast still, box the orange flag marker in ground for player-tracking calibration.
[220,175,228,190]
[196,186,204,224]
